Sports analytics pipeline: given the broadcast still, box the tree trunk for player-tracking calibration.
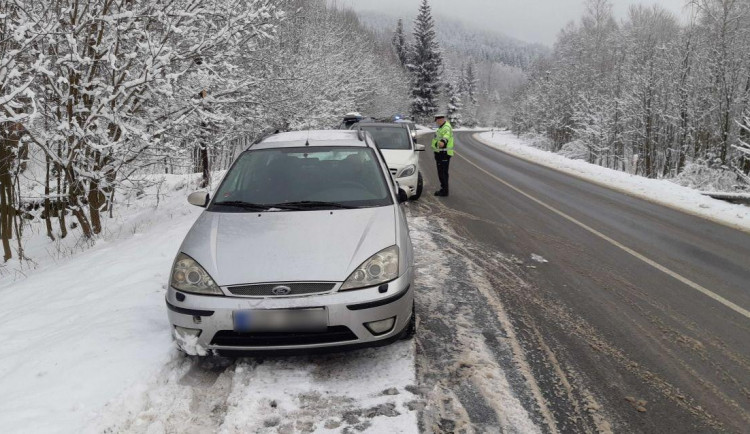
[56,154,68,239]
[199,143,211,188]
[44,155,55,241]
[64,165,93,238]
[0,132,18,261]
[88,179,104,235]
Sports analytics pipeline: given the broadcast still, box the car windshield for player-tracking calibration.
[210,147,392,211]
[360,126,411,150]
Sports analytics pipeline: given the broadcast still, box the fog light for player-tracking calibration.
[365,317,396,336]
[174,326,202,339]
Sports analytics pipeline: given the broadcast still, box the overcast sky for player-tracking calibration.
[340,0,692,45]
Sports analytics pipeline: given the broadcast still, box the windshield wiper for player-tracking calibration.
[212,201,271,211]
[270,201,359,210]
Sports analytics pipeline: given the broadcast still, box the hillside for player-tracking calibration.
[358,10,549,71]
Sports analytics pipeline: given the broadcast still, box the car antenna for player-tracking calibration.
[306,128,310,146]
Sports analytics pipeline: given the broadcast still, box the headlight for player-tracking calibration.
[340,245,399,291]
[398,165,416,178]
[170,253,223,295]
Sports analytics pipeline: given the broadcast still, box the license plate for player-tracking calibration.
[233,308,328,332]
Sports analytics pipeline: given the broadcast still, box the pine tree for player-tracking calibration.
[446,82,463,128]
[409,0,442,121]
[392,19,408,68]
[459,62,479,126]
[464,62,479,106]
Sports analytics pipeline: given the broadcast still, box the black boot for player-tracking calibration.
[434,190,446,197]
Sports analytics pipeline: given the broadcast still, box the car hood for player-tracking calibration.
[179,207,396,285]
[381,149,416,168]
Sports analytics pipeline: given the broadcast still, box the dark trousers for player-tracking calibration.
[435,152,451,192]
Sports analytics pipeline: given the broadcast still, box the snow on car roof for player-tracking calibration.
[356,122,409,129]
[254,130,370,149]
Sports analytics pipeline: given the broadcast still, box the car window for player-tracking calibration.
[211,147,393,210]
[360,126,411,150]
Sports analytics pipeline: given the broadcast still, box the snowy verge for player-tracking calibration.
[474,131,750,233]
[0,176,204,433]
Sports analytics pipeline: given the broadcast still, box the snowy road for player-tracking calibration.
[411,131,750,433]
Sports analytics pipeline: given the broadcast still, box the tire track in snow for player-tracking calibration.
[92,335,419,433]
[406,209,549,433]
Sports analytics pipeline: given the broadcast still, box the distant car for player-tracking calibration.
[340,112,364,129]
[166,130,416,355]
[339,112,381,129]
[356,122,424,200]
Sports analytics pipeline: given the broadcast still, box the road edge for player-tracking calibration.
[471,133,750,235]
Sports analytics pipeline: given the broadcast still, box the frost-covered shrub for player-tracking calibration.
[557,140,588,160]
[673,162,745,192]
[520,133,555,152]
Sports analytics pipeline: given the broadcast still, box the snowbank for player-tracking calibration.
[475,131,750,233]
[0,175,204,433]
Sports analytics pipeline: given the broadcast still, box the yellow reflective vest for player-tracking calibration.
[431,121,455,156]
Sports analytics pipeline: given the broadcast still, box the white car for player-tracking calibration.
[356,123,424,200]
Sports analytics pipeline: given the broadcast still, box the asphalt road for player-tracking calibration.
[413,131,750,433]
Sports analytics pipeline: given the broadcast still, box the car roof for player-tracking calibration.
[252,130,374,150]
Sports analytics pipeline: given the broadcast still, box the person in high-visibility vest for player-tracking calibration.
[431,114,454,197]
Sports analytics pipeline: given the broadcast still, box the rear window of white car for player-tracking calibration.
[212,147,393,210]
[360,126,411,150]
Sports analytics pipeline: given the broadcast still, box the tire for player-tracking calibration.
[410,172,423,201]
[400,302,417,340]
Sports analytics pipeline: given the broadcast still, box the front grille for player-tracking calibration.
[211,326,357,347]
[389,168,398,175]
[227,282,336,297]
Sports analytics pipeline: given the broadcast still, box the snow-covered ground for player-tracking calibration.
[0,175,418,434]
[475,131,750,232]
[0,175,201,432]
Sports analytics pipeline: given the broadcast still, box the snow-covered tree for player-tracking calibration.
[736,109,750,183]
[463,62,479,106]
[392,19,409,68]
[459,62,479,126]
[446,82,463,128]
[1,0,50,260]
[23,0,283,237]
[408,0,442,122]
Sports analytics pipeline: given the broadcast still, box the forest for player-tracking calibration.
[512,0,750,187]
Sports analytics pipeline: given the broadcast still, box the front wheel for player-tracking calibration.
[410,172,423,201]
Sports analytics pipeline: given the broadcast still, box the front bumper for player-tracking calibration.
[166,270,414,355]
[394,170,419,196]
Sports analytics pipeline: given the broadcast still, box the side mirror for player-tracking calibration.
[187,191,210,208]
[415,144,425,152]
[397,188,409,203]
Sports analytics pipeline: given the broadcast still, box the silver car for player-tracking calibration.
[166,130,415,356]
